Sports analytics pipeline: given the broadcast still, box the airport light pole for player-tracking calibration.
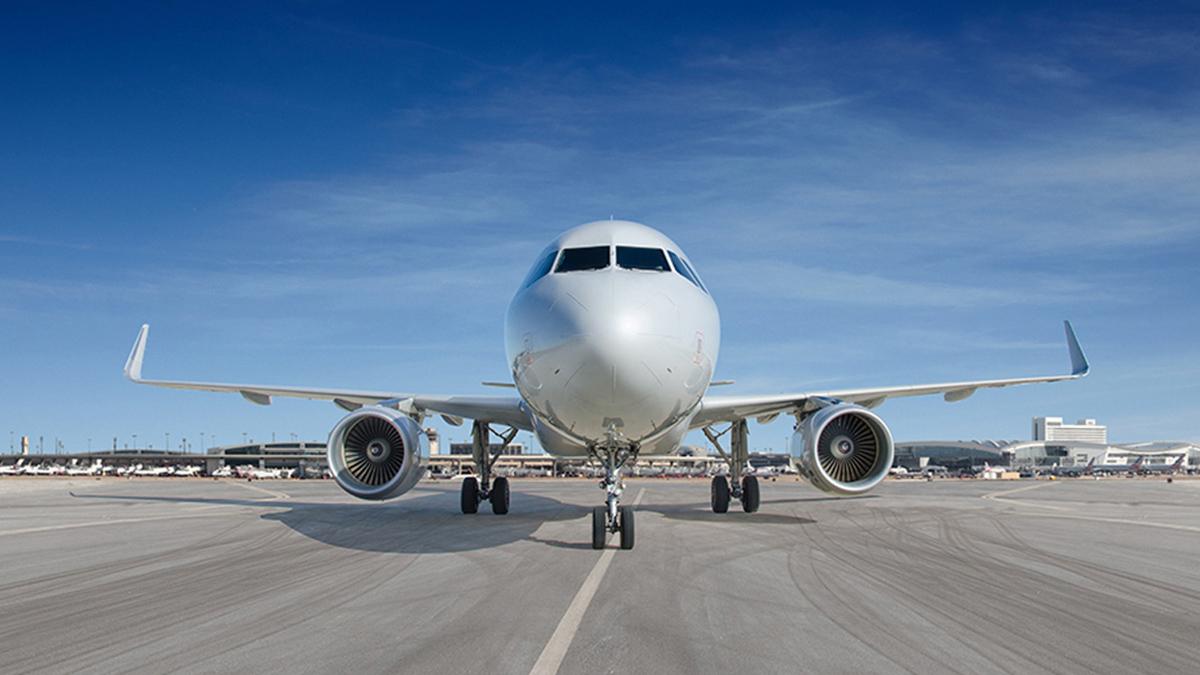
[132,433,138,450]
[200,432,205,452]
[166,432,170,452]
[88,437,92,452]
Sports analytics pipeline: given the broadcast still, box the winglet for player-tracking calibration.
[124,324,149,381]
[1063,320,1089,377]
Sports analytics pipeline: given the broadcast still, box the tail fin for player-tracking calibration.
[1130,456,1145,471]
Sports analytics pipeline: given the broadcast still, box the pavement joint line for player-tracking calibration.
[982,482,1058,500]
[1011,512,1200,534]
[0,509,228,537]
[221,479,291,501]
[529,487,646,675]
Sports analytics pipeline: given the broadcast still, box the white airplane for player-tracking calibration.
[211,466,234,478]
[132,464,172,477]
[0,458,26,475]
[123,220,1090,550]
[27,464,66,476]
[172,465,203,477]
[65,460,103,476]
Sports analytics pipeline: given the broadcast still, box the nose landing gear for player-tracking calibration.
[460,420,517,515]
[590,442,638,550]
[703,419,761,514]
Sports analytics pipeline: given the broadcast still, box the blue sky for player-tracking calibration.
[2,2,1198,454]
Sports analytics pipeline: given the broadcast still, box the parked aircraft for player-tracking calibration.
[1142,455,1186,475]
[1094,456,1146,476]
[1052,456,1097,477]
[0,458,26,475]
[124,220,1090,550]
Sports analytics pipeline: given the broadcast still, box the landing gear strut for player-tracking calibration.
[590,441,637,550]
[460,420,517,515]
[703,419,760,513]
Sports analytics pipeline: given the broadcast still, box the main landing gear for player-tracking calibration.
[591,442,637,550]
[703,419,760,514]
[460,420,517,516]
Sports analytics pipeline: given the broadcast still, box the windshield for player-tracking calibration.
[521,249,558,288]
[668,251,707,292]
[555,246,611,272]
[616,246,670,272]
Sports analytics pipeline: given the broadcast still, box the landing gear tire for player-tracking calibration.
[711,476,730,513]
[491,476,510,515]
[741,475,760,513]
[592,506,607,550]
[460,476,479,514]
[619,505,635,550]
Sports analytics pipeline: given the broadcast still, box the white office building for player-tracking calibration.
[1033,416,1108,444]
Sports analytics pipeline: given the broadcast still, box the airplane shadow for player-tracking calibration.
[69,489,591,554]
[68,483,863,551]
[643,503,818,526]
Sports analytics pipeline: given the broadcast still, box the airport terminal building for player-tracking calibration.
[896,416,1197,471]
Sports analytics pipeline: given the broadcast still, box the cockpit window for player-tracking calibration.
[616,246,670,272]
[521,249,558,288]
[554,246,611,272]
[668,250,707,292]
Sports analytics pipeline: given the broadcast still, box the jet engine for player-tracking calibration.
[790,404,893,495]
[327,406,427,500]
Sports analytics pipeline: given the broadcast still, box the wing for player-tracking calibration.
[123,325,531,430]
[692,321,1089,427]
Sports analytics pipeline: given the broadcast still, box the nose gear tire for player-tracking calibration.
[619,505,635,550]
[592,506,607,549]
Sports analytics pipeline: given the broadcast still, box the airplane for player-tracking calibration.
[1051,456,1096,477]
[211,466,235,478]
[65,459,103,476]
[0,458,26,475]
[1142,455,1186,475]
[25,463,66,476]
[132,464,172,477]
[172,465,203,477]
[123,220,1091,550]
[1094,456,1146,476]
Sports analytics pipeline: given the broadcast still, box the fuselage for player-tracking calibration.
[505,221,720,456]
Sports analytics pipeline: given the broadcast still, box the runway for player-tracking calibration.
[2,476,1200,674]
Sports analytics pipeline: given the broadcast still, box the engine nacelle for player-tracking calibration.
[327,406,427,500]
[790,404,894,495]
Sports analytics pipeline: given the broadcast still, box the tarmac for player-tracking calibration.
[2,476,1200,674]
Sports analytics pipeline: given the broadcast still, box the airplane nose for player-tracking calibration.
[554,286,687,438]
